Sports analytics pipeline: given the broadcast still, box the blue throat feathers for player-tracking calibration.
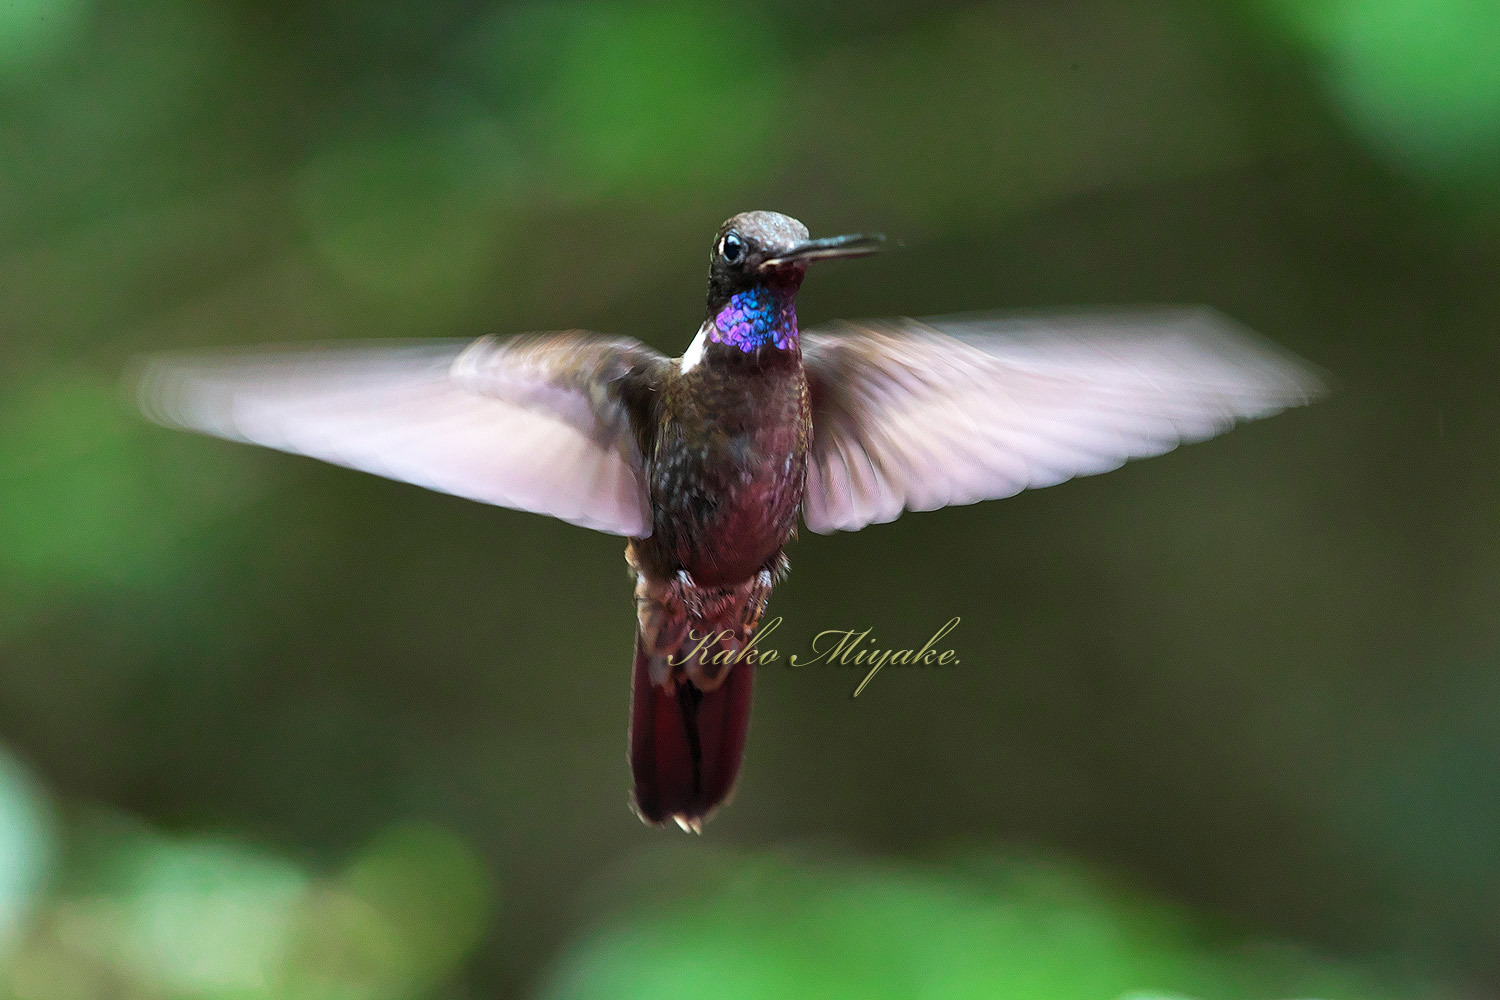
[710,286,798,352]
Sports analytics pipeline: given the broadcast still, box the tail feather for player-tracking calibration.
[629,631,754,831]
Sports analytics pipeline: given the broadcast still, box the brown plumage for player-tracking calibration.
[625,332,809,829]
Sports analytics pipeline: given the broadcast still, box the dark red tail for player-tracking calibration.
[628,631,754,831]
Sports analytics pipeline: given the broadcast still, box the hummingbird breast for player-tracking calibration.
[638,354,810,588]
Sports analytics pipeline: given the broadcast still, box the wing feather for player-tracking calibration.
[136,335,667,536]
[801,308,1323,534]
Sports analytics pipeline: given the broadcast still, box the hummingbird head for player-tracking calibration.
[702,211,883,354]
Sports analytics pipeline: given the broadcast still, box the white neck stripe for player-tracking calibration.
[679,321,712,373]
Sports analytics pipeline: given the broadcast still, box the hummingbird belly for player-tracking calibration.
[642,421,808,588]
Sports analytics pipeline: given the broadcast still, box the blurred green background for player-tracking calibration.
[2,0,1498,997]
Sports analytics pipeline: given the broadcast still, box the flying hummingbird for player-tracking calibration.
[136,210,1321,832]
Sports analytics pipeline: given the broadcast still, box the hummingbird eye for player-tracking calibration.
[719,232,745,264]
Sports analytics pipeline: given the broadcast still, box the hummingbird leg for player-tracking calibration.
[675,569,712,619]
[676,562,784,691]
[627,544,786,693]
[740,565,775,632]
[628,546,690,686]
[768,551,792,586]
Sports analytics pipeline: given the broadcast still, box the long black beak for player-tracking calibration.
[761,232,885,268]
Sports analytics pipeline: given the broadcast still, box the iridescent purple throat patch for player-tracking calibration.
[710,287,798,352]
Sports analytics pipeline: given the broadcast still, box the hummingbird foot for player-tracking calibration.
[626,548,784,693]
[740,566,775,631]
[768,551,792,586]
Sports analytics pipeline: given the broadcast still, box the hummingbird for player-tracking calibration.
[136,210,1321,832]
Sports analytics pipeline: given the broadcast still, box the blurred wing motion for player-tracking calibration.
[136,333,667,536]
[801,308,1324,534]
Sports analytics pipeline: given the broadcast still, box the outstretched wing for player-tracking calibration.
[136,332,667,536]
[800,308,1324,534]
